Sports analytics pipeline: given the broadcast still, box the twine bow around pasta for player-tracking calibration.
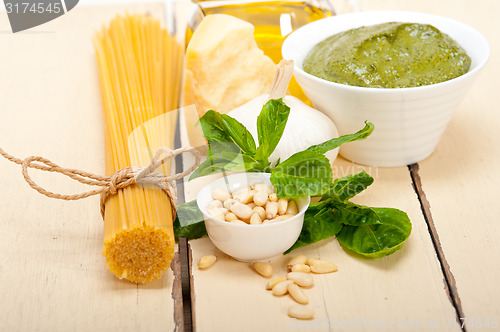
[0,146,201,216]
[0,145,201,284]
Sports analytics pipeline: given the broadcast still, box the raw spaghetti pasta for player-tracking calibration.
[93,13,183,283]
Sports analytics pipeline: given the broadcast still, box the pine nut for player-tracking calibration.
[207,207,227,220]
[241,190,256,204]
[250,212,262,225]
[225,212,238,222]
[246,202,256,209]
[252,184,274,194]
[269,214,294,223]
[212,188,231,202]
[277,198,288,215]
[291,264,311,273]
[252,206,266,220]
[253,191,268,206]
[288,305,314,320]
[287,272,314,287]
[197,255,217,269]
[266,201,278,219]
[272,280,293,296]
[223,198,237,209]
[212,213,226,221]
[307,258,338,274]
[288,284,309,304]
[232,186,250,197]
[269,193,278,202]
[233,187,255,204]
[287,255,308,271]
[286,199,299,215]
[253,262,273,278]
[207,200,223,209]
[230,219,247,225]
[229,202,254,220]
[266,277,286,290]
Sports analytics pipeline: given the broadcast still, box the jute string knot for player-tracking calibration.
[0,146,201,219]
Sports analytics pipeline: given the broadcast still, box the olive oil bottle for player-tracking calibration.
[186,0,334,103]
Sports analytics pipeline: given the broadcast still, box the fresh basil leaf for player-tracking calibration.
[285,200,342,253]
[307,121,374,155]
[190,159,244,179]
[331,201,382,226]
[199,110,256,155]
[189,147,261,180]
[270,150,332,198]
[336,207,412,258]
[328,171,374,202]
[255,99,290,163]
[173,200,207,241]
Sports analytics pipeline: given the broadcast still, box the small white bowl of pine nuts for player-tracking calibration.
[197,172,310,262]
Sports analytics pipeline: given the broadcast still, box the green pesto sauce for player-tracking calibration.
[303,22,471,88]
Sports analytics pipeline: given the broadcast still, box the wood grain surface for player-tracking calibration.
[0,3,181,332]
[181,0,500,331]
[183,159,461,331]
[1,0,499,331]
[357,1,500,329]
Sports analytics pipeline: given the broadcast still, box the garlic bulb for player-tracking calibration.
[227,94,339,166]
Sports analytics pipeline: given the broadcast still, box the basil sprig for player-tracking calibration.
[190,98,374,199]
[255,99,290,165]
[176,98,412,258]
[285,171,412,257]
[174,171,412,258]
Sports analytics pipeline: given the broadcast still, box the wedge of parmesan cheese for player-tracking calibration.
[182,14,276,147]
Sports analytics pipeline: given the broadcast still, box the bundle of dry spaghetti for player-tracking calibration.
[93,13,183,283]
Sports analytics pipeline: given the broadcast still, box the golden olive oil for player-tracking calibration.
[186,0,333,103]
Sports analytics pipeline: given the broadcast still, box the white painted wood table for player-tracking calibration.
[0,3,182,332]
[1,0,499,331]
[182,0,500,331]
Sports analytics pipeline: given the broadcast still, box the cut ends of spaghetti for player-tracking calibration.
[104,224,175,284]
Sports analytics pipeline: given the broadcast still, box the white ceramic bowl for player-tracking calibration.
[196,173,310,262]
[282,11,490,167]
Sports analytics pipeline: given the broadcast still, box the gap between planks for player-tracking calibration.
[179,238,195,332]
[173,112,195,332]
[173,159,471,332]
[409,163,467,332]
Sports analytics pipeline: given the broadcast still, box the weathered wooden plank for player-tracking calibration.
[184,156,460,331]
[357,0,500,327]
[363,2,499,330]
[177,0,463,329]
[0,4,180,332]
[176,1,461,329]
